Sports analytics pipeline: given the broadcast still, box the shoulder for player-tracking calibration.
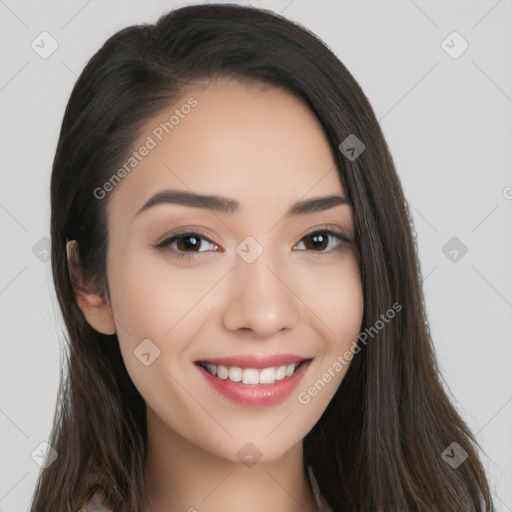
[77,487,113,512]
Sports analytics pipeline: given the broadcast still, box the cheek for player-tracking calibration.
[106,252,219,420]
[108,250,219,342]
[298,255,364,347]
[292,257,363,410]
[106,250,230,393]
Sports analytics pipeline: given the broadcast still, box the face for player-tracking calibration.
[96,77,363,463]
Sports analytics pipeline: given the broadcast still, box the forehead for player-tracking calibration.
[107,77,344,219]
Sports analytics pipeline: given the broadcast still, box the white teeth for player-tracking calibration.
[201,361,302,384]
[275,365,286,380]
[216,365,229,380]
[228,366,242,382]
[242,368,259,385]
[259,367,275,384]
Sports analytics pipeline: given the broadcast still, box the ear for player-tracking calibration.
[66,240,116,335]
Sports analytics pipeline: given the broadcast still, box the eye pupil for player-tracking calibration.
[178,235,200,251]
[306,232,328,251]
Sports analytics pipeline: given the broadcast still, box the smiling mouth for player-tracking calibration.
[196,360,309,385]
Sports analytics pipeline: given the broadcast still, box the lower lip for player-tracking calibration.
[196,361,311,407]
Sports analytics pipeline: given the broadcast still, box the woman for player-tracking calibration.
[30,3,494,511]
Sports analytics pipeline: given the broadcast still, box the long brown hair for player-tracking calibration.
[30,3,495,511]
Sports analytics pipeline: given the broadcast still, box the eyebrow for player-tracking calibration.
[134,189,349,218]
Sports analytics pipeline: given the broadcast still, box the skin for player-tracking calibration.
[74,77,364,512]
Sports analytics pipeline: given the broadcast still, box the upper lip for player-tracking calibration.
[196,353,310,369]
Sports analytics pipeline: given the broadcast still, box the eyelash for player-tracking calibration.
[153,226,352,260]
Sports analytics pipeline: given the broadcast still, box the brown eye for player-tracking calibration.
[295,229,351,255]
[154,231,218,259]
[303,232,329,251]
[175,234,203,252]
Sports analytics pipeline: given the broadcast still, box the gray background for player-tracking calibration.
[1,0,511,510]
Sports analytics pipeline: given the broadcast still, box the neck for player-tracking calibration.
[141,407,320,512]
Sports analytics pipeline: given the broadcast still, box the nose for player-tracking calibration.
[221,247,301,338]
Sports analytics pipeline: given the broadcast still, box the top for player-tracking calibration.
[78,469,333,512]
[78,487,112,512]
